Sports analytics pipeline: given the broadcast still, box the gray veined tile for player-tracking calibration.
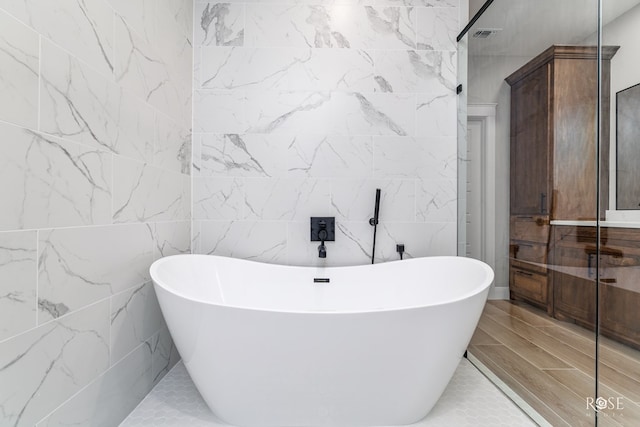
[374,136,456,180]
[114,15,189,124]
[0,121,112,231]
[155,115,192,175]
[243,178,331,221]
[193,90,247,133]
[200,47,375,92]
[198,133,288,178]
[245,91,415,137]
[0,230,37,342]
[287,135,373,178]
[113,156,190,224]
[416,91,457,136]
[194,177,245,220]
[152,221,191,260]
[36,339,153,427]
[114,16,169,106]
[0,299,110,427]
[39,38,121,153]
[110,282,163,365]
[244,4,416,50]
[0,0,115,74]
[150,325,180,386]
[196,220,287,264]
[374,50,456,94]
[196,2,245,46]
[37,224,154,323]
[378,0,459,6]
[416,6,459,51]
[331,179,415,222]
[0,9,39,129]
[416,179,457,222]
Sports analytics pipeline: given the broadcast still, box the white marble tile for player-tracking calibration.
[0,0,114,74]
[376,221,457,260]
[155,114,192,174]
[107,0,157,44]
[246,91,415,136]
[287,135,373,178]
[194,177,245,220]
[154,0,193,118]
[416,91,457,136]
[37,340,153,427]
[37,224,154,323]
[245,5,416,49]
[114,16,170,111]
[150,324,181,386]
[0,122,112,231]
[416,179,456,222]
[195,3,245,46]
[152,221,191,260]
[116,89,156,163]
[331,179,415,221]
[244,178,331,221]
[193,90,246,133]
[196,220,287,263]
[416,7,458,51]
[374,136,456,180]
[0,300,110,427]
[0,230,37,342]
[111,282,163,365]
[374,50,456,94]
[39,38,121,153]
[113,156,190,224]
[200,47,375,92]
[379,0,458,6]
[0,9,39,129]
[286,220,372,267]
[198,133,288,178]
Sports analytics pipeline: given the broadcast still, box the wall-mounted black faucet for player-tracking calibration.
[311,217,335,258]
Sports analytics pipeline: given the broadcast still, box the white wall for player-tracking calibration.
[467,54,531,290]
[192,1,462,266]
[0,1,191,425]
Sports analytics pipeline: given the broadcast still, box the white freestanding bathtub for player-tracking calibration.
[150,255,494,427]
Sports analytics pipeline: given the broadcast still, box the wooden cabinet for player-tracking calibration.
[597,228,640,349]
[550,226,597,329]
[506,45,618,310]
[547,225,640,350]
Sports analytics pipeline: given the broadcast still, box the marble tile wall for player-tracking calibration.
[0,1,192,426]
[192,1,460,266]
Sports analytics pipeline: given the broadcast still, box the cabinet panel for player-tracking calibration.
[551,227,596,329]
[511,215,550,243]
[510,264,548,307]
[510,64,551,215]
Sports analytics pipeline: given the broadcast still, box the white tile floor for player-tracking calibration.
[120,358,536,427]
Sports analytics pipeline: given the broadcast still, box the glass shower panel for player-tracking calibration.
[597,1,640,425]
[461,0,607,425]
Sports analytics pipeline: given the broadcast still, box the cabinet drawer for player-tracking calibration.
[511,215,550,243]
[510,240,547,264]
[510,266,548,305]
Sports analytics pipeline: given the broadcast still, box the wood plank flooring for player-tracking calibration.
[469,300,640,427]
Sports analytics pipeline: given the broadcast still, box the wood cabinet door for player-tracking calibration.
[510,64,551,215]
[551,232,597,329]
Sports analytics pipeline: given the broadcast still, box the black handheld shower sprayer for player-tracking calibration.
[369,189,381,264]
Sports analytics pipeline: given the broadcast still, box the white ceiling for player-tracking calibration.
[468,0,640,56]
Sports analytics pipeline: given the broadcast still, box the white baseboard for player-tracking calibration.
[488,286,509,300]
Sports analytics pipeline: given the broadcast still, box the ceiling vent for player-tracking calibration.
[472,28,502,39]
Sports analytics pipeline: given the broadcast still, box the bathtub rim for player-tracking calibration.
[150,254,494,315]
